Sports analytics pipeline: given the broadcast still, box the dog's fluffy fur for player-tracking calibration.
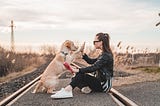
[32,40,84,93]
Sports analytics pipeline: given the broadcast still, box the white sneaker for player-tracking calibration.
[51,88,73,99]
[81,87,92,94]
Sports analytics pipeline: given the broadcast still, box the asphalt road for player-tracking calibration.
[8,78,160,106]
[12,79,118,106]
[115,80,160,106]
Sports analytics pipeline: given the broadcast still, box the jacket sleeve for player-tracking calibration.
[79,53,108,73]
[82,53,97,64]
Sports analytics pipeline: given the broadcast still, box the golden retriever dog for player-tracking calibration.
[32,40,85,93]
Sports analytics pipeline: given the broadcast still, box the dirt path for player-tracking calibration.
[113,68,160,87]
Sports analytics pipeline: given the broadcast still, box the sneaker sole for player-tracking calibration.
[51,96,73,99]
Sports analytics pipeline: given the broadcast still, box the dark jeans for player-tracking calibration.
[70,72,103,92]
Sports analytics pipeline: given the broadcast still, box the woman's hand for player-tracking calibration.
[71,66,79,73]
[72,68,79,73]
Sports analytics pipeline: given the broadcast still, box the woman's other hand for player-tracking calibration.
[72,68,79,73]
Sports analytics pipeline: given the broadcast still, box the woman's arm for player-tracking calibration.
[82,53,97,64]
[79,53,109,73]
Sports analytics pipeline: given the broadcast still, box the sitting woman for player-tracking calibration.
[51,32,114,99]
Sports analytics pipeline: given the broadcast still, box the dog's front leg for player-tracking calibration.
[71,42,85,58]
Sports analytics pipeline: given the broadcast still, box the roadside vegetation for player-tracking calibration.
[0,42,159,83]
[0,45,55,83]
[140,67,160,73]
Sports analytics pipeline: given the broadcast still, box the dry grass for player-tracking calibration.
[0,55,46,83]
[0,46,52,83]
[0,41,159,83]
[0,66,36,83]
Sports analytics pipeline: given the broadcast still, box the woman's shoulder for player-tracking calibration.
[102,52,112,56]
[101,52,113,59]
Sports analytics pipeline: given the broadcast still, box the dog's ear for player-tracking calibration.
[64,40,71,49]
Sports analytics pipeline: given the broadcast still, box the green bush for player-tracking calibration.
[142,67,160,73]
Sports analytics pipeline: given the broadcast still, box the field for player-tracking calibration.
[0,44,159,83]
[0,46,54,83]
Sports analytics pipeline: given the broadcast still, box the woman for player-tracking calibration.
[51,32,114,99]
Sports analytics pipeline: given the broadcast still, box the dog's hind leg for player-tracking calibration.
[42,86,47,93]
[32,81,43,93]
[47,87,56,94]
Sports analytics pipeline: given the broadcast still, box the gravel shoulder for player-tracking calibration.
[0,62,50,101]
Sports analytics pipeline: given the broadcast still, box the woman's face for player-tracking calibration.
[93,36,102,49]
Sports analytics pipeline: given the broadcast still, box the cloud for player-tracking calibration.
[0,0,159,52]
[0,0,159,43]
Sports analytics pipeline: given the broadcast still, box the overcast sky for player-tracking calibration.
[0,0,160,52]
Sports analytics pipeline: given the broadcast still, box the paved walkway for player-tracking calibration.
[13,79,117,106]
[115,80,160,106]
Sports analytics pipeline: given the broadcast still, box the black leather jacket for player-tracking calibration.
[79,52,113,82]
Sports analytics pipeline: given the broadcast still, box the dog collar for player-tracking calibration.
[61,51,68,60]
[60,51,68,56]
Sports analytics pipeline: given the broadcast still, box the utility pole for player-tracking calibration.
[9,20,15,51]
[156,13,160,27]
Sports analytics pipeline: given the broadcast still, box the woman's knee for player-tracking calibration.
[75,72,85,79]
[71,72,85,82]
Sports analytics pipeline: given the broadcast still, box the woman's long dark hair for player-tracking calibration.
[96,32,113,55]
